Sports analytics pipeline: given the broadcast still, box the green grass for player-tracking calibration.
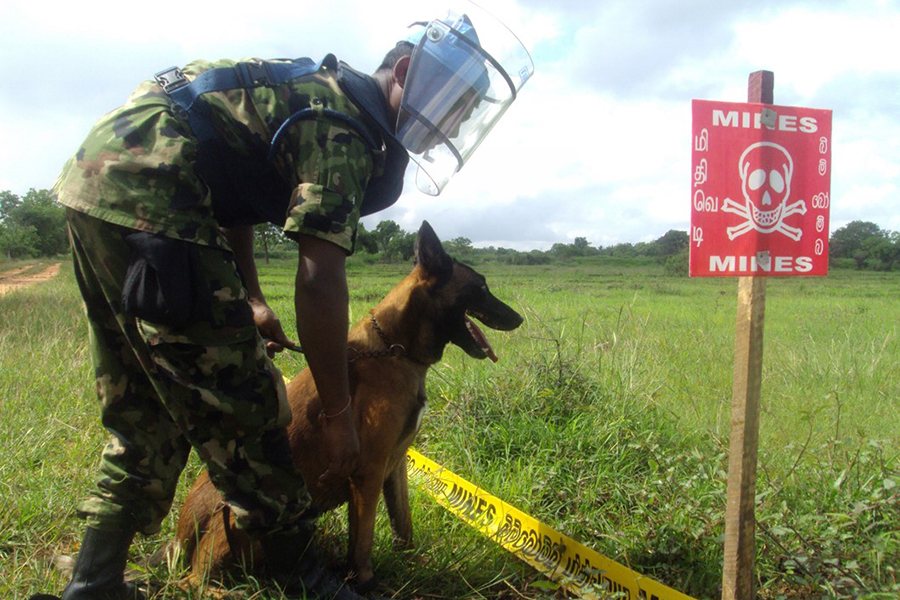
[2,257,898,599]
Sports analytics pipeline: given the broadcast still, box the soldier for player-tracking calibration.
[31,6,531,600]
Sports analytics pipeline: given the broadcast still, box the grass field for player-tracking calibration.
[2,256,898,599]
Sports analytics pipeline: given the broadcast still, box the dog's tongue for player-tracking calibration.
[465,316,498,362]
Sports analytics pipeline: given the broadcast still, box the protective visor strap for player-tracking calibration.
[441,26,518,102]
[403,104,464,170]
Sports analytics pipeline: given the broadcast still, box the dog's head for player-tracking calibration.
[410,221,523,363]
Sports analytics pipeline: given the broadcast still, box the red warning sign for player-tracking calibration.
[690,100,832,277]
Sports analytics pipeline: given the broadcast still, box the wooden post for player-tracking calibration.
[721,70,773,600]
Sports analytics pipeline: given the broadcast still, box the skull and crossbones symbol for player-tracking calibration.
[722,141,806,241]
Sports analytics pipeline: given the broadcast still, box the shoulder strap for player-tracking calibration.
[156,57,325,150]
[153,56,377,228]
[157,57,321,112]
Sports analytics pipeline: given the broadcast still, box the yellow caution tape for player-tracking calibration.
[282,373,694,599]
[406,448,697,600]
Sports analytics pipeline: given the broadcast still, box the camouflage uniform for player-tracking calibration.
[55,55,380,252]
[55,56,382,536]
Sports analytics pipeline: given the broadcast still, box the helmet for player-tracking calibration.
[397,2,534,195]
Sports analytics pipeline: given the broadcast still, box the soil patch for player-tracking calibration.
[0,263,63,296]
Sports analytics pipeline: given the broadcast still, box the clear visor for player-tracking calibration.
[397,5,534,195]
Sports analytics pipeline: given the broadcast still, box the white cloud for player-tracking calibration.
[733,6,900,98]
[1,0,898,247]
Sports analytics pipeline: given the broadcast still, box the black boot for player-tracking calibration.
[261,526,368,600]
[56,527,141,600]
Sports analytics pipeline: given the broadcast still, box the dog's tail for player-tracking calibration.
[145,539,178,569]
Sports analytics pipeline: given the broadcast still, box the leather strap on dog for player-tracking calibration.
[221,504,239,559]
[273,315,410,362]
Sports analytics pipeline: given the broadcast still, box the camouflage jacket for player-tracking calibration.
[54,55,386,253]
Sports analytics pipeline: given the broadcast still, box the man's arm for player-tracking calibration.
[221,225,296,352]
[294,233,360,486]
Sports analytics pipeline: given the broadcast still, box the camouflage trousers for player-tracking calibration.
[67,209,311,536]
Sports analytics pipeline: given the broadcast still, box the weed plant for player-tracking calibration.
[2,258,897,599]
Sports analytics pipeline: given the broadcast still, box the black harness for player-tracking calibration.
[155,55,407,228]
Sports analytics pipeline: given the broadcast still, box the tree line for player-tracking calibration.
[0,189,68,259]
[252,221,695,267]
[2,188,898,272]
[828,220,900,271]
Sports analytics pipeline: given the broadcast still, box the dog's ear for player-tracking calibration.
[414,221,453,280]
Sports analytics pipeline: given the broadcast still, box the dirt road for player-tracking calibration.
[0,263,63,296]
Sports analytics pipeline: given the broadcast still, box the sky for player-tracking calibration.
[1,0,897,250]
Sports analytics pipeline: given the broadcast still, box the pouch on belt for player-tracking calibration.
[122,232,208,328]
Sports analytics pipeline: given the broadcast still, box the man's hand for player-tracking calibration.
[220,226,300,356]
[248,297,298,357]
[318,404,360,486]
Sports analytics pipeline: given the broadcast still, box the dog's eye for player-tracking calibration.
[467,283,489,304]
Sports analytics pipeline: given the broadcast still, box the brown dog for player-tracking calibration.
[172,221,523,591]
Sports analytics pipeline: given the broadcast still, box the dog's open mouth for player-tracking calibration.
[451,291,521,362]
[464,314,498,362]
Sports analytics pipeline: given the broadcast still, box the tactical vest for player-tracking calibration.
[155,55,408,228]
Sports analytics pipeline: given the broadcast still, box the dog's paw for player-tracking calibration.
[391,538,415,551]
[354,575,380,595]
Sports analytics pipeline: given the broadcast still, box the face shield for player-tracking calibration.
[397,4,534,195]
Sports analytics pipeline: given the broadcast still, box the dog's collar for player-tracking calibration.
[347,315,413,363]
[283,315,426,364]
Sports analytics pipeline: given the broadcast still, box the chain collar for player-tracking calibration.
[346,315,407,362]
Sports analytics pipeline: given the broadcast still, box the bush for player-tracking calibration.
[829,258,856,270]
[506,251,550,265]
[664,248,689,276]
